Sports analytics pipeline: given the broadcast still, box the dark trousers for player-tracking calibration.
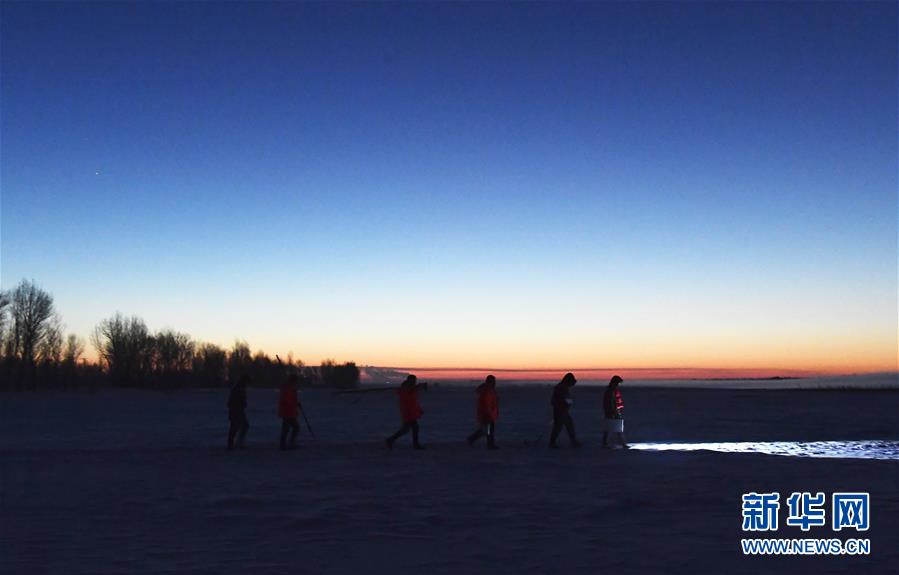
[280,417,299,449]
[467,421,496,447]
[549,409,578,446]
[228,413,249,449]
[388,420,421,447]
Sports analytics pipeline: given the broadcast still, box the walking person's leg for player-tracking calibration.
[280,418,290,450]
[289,417,299,448]
[238,416,249,448]
[487,421,497,449]
[549,411,564,448]
[228,418,238,449]
[467,424,485,446]
[386,422,411,449]
[618,419,630,449]
[564,415,583,447]
[602,431,609,448]
[411,420,423,449]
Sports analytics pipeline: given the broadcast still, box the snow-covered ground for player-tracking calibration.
[2,385,897,574]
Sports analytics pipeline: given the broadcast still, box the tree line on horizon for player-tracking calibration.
[0,279,360,391]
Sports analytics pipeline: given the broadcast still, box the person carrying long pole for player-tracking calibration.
[385,375,426,450]
[466,375,499,449]
[278,372,302,450]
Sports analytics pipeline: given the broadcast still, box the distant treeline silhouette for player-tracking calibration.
[0,279,359,391]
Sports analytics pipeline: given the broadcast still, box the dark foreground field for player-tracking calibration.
[2,386,897,574]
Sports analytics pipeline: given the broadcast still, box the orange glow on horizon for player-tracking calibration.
[78,309,897,380]
[369,365,894,382]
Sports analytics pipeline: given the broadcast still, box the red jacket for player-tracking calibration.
[278,384,299,418]
[603,386,623,418]
[476,384,498,423]
[398,386,423,423]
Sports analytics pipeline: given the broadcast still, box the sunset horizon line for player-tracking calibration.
[367,366,897,380]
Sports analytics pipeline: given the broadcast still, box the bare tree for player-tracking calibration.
[92,313,152,384]
[6,279,55,364]
[63,334,86,366]
[0,290,10,357]
[38,314,64,364]
[228,340,252,382]
[194,342,227,384]
[152,329,195,373]
[59,333,87,389]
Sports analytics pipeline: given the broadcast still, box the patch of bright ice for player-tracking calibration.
[630,440,899,460]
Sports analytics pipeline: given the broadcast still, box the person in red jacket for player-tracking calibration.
[385,374,425,450]
[602,375,628,449]
[278,373,302,450]
[466,375,499,449]
[549,372,583,448]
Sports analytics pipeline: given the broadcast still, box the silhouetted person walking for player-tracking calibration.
[467,375,499,449]
[227,374,250,449]
[602,375,628,448]
[386,375,425,450]
[549,372,583,448]
[279,373,301,450]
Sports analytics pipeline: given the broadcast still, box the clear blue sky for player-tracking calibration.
[1,2,896,372]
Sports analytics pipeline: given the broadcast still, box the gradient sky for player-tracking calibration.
[1,2,896,375]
